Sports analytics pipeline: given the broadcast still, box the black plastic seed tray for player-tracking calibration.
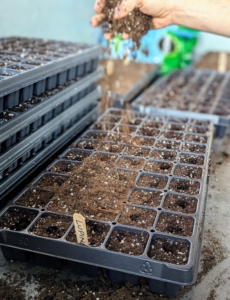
[0,106,98,202]
[0,37,101,111]
[0,68,102,150]
[0,108,213,297]
[132,69,230,137]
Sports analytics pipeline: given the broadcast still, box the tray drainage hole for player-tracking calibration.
[169,174,173,177]
[164,190,167,192]
[150,229,155,233]
[41,208,46,212]
[158,208,162,211]
[112,222,117,226]
[123,201,127,204]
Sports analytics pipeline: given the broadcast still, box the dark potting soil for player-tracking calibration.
[118,206,156,229]
[182,143,206,154]
[131,136,155,147]
[106,229,149,255]
[148,238,190,265]
[174,165,203,180]
[156,213,194,236]
[30,214,72,239]
[144,161,173,174]
[63,150,92,161]
[185,134,208,144]
[25,97,42,105]
[10,103,30,112]
[49,161,81,175]
[36,174,67,190]
[128,189,162,207]
[102,1,153,47]
[188,126,209,134]
[0,278,25,300]
[93,122,115,131]
[16,189,54,208]
[159,131,183,140]
[125,146,151,157]
[169,179,200,195]
[66,220,110,247]
[137,127,159,137]
[116,156,145,170]
[179,154,205,165]
[90,152,118,168]
[73,139,99,150]
[84,131,108,139]
[150,150,177,161]
[154,139,180,150]
[0,111,15,122]
[137,174,168,189]
[0,208,37,231]
[98,142,125,153]
[163,194,198,214]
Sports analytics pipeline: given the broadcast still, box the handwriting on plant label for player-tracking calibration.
[73,213,89,246]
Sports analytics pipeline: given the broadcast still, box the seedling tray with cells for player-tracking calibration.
[132,69,230,137]
[0,108,214,298]
[0,37,101,112]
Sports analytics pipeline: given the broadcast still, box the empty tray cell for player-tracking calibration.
[106,133,132,144]
[156,213,194,237]
[169,179,200,195]
[124,146,151,157]
[89,152,118,168]
[184,134,208,144]
[116,156,145,170]
[0,68,20,77]
[174,165,203,180]
[73,139,99,150]
[16,189,54,209]
[66,220,110,247]
[0,111,16,123]
[150,150,177,161]
[159,131,184,141]
[100,115,121,123]
[154,139,180,150]
[48,160,81,175]
[137,174,168,190]
[106,228,149,255]
[179,153,205,166]
[188,126,209,135]
[92,123,115,131]
[182,143,206,154]
[144,161,173,175]
[35,174,68,190]
[0,207,37,231]
[137,127,159,137]
[98,142,125,153]
[114,125,137,134]
[63,149,92,161]
[128,188,162,207]
[118,206,157,229]
[29,214,72,239]
[165,123,186,131]
[83,131,108,139]
[148,237,190,265]
[9,103,30,112]
[131,136,155,147]
[163,193,198,214]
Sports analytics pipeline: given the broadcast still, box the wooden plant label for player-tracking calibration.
[73,213,89,246]
[218,52,227,73]
[106,60,114,76]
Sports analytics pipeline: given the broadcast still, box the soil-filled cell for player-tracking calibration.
[92,123,115,131]
[159,131,183,141]
[137,174,168,189]
[150,150,177,161]
[98,142,125,154]
[163,194,198,214]
[83,131,108,140]
[125,146,151,157]
[63,150,92,162]
[169,179,200,195]
[185,134,208,144]
[179,154,205,165]
[174,165,203,180]
[154,140,180,150]
[116,157,145,170]
[36,174,67,190]
[16,189,53,209]
[73,139,99,150]
[128,189,162,207]
[49,161,81,175]
[182,143,206,154]
[131,136,155,147]
[144,161,173,174]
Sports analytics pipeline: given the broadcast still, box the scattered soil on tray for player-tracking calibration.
[106,229,149,255]
[118,206,156,229]
[63,150,92,161]
[16,189,54,208]
[155,140,180,150]
[98,142,125,153]
[132,136,155,147]
[36,174,67,190]
[0,72,14,76]
[148,238,190,265]
[185,134,208,144]
[163,194,197,214]
[49,161,81,175]
[125,146,150,157]
[128,189,162,207]
[73,139,99,150]
[0,278,25,300]
[144,161,173,174]
[137,128,159,137]
[137,174,168,189]
[102,3,153,47]
[169,179,200,195]
[84,131,108,139]
[10,103,30,112]
[93,122,115,131]
[116,156,145,170]
[30,214,72,239]
[66,220,110,247]
[0,111,15,122]
[24,97,42,105]
[159,131,183,140]
[150,150,177,161]
[174,165,203,180]
[179,154,204,165]
[0,208,36,231]
[156,213,194,236]
[182,143,206,154]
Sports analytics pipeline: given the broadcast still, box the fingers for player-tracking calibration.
[122,32,130,40]
[94,0,105,13]
[91,14,105,27]
[104,32,113,40]
[115,0,137,19]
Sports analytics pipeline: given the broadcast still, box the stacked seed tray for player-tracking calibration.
[0,108,214,298]
[132,69,230,137]
[0,37,102,200]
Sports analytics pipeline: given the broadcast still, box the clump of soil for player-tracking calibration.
[144,161,173,174]
[66,220,110,247]
[185,134,208,144]
[125,146,150,157]
[73,139,99,150]
[169,179,200,195]
[0,208,37,231]
[36,174,67,190]
[0,111,15,122]
[148,238,190,265]
[155,140,180,150]
[118,206,156,229]
[182,143,206,154]
[128,189,162,207]
[49,160,81,175]
[179,154,204,165]
[156,213,194,236]
[16,188,53,208]
[30,214,72,239]
[150,150,177,161]
[163,194,197,214]
[106,229,149,255]
[98,142,124,153]
[137,174,168,189]
[63,150,92,161]
[116,156,145,170]
[131,136,155,147]
[159,131,183,140]
[102,1,153,47]
[174,165,203,180]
